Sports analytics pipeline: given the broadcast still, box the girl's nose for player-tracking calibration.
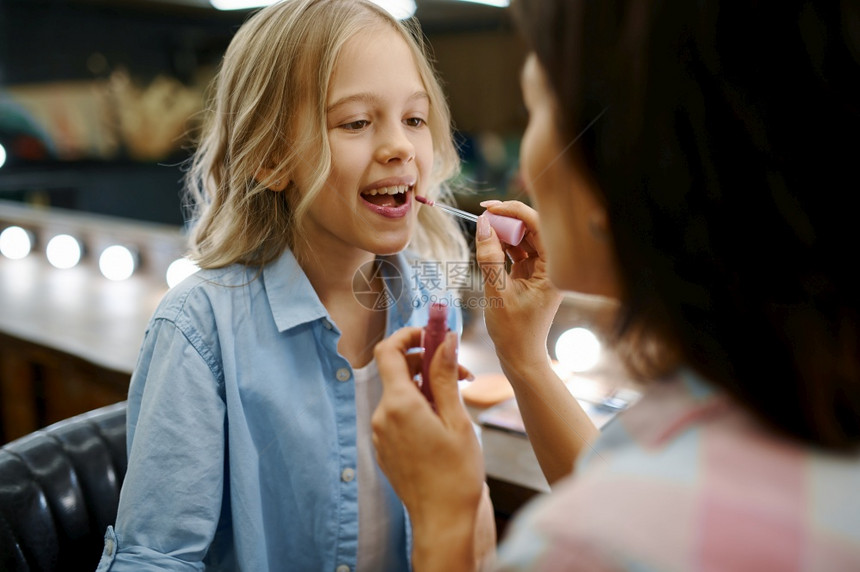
[375,124,415,164]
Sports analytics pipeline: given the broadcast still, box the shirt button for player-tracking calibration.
[336,566,350,572]
[336,368,351,382]
[341,467,355,482]
[322,319,333,330]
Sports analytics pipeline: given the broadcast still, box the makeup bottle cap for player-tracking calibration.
[428,302,448,322]
[485,212,526,246]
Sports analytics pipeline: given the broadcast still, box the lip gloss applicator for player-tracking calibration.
[415,196,526,246]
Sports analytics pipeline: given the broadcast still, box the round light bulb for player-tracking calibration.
[0,226,33,259]
[554,327,602,373]
[0,143,7,169]
[369,0,416,19]
[99,245,136,281]
[165,257,199,288]
[46,234,83,269]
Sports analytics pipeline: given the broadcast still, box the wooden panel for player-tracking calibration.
[0,341,39,442]
[0,332,129,443]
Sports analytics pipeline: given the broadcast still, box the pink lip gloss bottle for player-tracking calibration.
[421,302,449,405]
[414,195,527,246]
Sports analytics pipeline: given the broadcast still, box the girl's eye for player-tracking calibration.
[405,117,426,128]
[341,120,369,130]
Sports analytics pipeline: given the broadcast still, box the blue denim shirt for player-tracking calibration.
[97,249,459,571]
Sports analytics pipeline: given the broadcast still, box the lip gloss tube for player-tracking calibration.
[415,196,527,246]
[421,302,449,405]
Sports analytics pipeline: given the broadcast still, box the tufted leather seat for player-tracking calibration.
[0,401,127,572]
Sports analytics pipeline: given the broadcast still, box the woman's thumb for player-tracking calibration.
[475,213,506,297]
[428,332,463,418]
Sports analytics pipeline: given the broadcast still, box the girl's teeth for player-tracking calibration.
[365,185,407,196]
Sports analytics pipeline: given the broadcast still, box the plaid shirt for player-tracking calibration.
[496,369,860,571]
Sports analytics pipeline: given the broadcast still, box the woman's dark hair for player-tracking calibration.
[513,0,860,451]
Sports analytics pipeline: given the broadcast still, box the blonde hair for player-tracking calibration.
[184,0,469,269]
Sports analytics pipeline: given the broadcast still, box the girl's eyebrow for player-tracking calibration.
[326,90,429,113]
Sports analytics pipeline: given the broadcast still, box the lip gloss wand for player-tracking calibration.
[415,196,527,246]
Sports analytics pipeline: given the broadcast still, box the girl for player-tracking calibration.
[371,0,860,569]
[97,0,478,569]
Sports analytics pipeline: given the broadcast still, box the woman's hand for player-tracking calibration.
[372,327,487,571]
[476,201,563,378]
[475,201,601,484]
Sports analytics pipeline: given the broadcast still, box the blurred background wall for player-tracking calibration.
[0,3,629,493]
[0,0,528,226]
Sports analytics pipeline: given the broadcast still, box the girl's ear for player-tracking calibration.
[255,168,289,192]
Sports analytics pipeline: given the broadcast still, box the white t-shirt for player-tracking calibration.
[352,359,409,572]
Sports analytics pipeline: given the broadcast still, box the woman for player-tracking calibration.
[371,0,860,569]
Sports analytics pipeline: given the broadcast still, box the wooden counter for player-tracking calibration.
[0,200,180,442]
[0,251,172,443]
[0,201,637,536]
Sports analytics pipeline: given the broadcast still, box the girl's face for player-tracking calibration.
[519,54,620,298]
[295,26,433,260]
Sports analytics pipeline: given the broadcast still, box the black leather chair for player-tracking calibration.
[0,402,127,572]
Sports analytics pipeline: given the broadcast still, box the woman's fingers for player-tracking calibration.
[402,352,474,383]
[427,332,472,427]
[475,215,507,298]
[374,327,473,415]
[375,327,424,397]
[482,200,549,261]
[505,244,530,263]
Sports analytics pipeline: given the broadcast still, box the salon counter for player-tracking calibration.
[0,249,552,533]
[0,204,630,532]
[0,200,182,442]
[0,251,169,442]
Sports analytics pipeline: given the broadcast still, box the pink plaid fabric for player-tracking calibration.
[495,370,860,571]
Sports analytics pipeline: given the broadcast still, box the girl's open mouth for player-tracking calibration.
[360,185,409,208]
[359,185,412,218]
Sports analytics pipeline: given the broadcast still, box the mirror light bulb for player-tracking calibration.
[210,0,416,18]
[46,234,83,269]
[166,257,200,288]
[367,0,416,18]
[0,226,33,259]
[99,245,136,281]
[461,0,509,6]
[554,327,602,373]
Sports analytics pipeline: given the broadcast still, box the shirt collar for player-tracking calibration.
[263,249,418,332]
[264,249,328,332]
[621,368,730,449]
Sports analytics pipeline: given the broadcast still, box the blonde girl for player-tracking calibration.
[98,1,477,570]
